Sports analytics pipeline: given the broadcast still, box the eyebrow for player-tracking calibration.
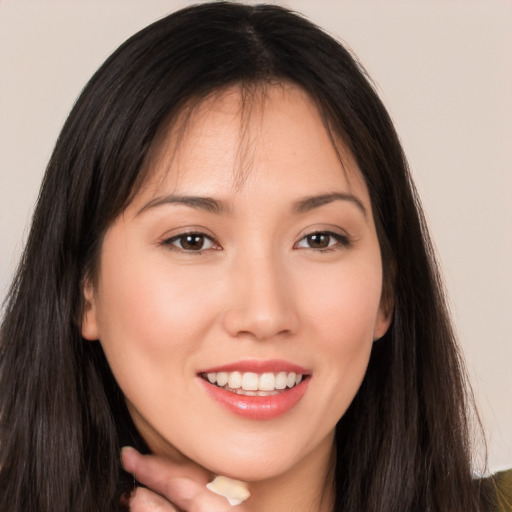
[137,191,367,218]
[292,192,367,218]
[137,195,230,216]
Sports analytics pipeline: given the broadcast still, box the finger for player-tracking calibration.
[142,476,245,512]
[122,448,248,512]
[129,486,177,512]
[121,446,210,486]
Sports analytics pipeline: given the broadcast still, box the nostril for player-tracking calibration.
[222,307,297,341]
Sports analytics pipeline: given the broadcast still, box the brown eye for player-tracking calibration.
[306,233,331,249]
[295,231,351,250]
[164,232,217,252]
[181,234,206,250]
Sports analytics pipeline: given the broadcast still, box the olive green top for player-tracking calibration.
[478,469,512,512]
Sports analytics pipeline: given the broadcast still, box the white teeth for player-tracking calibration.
[228,371,242,389]
[259,372,276,391]
[275,372,287,390]
[216,372,228,387]
[241,372,259,391]
[204,370,305,392]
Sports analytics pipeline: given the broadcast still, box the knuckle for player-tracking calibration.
[190,495,230,512]
[130,487,176,511]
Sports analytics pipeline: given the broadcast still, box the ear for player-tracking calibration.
[81,278,100,340]
[373,293,394,341]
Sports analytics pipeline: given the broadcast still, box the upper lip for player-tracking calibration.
[198,359,310,375]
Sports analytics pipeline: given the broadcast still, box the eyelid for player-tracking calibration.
[159,228,222,252]
[294,228,352,250]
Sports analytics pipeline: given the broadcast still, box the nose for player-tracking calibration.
[222,252,299,341]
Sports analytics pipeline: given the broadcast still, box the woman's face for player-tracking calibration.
[82,84,391,482]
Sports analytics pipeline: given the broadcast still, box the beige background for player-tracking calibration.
[0,0,510,473]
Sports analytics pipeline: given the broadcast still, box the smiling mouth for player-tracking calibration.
[200,371,305,396]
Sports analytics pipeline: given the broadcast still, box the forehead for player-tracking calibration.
[133,83,369,206]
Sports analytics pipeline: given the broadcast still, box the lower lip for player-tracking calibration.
[199,378,309,420]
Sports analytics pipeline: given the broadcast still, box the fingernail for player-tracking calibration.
[120,446,136,469]
[207,475,251,506]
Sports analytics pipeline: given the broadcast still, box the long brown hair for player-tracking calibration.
[0,3,483,510]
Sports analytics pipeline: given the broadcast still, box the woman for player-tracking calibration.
[0,3,509,511]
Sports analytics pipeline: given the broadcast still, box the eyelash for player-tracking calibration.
[294,231,352,251]
[161,229,351,254]
[160,231,220,253]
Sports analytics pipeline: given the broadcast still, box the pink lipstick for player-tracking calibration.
[197,359,310,420]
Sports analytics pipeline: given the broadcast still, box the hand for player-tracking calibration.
[121,447,250,512]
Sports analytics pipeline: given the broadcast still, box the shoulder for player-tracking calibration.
[477,468,512,512]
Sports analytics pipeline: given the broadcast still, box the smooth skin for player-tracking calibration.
[83,84,392,511]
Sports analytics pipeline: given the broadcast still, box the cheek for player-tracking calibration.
[297,259,382,419]
[96,251,217,351]
[93,243,227,407]
[93,248,224,431]
[300,261,383,350]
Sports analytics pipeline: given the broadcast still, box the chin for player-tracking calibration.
[207,457,293,483]
[190,439,311,483]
